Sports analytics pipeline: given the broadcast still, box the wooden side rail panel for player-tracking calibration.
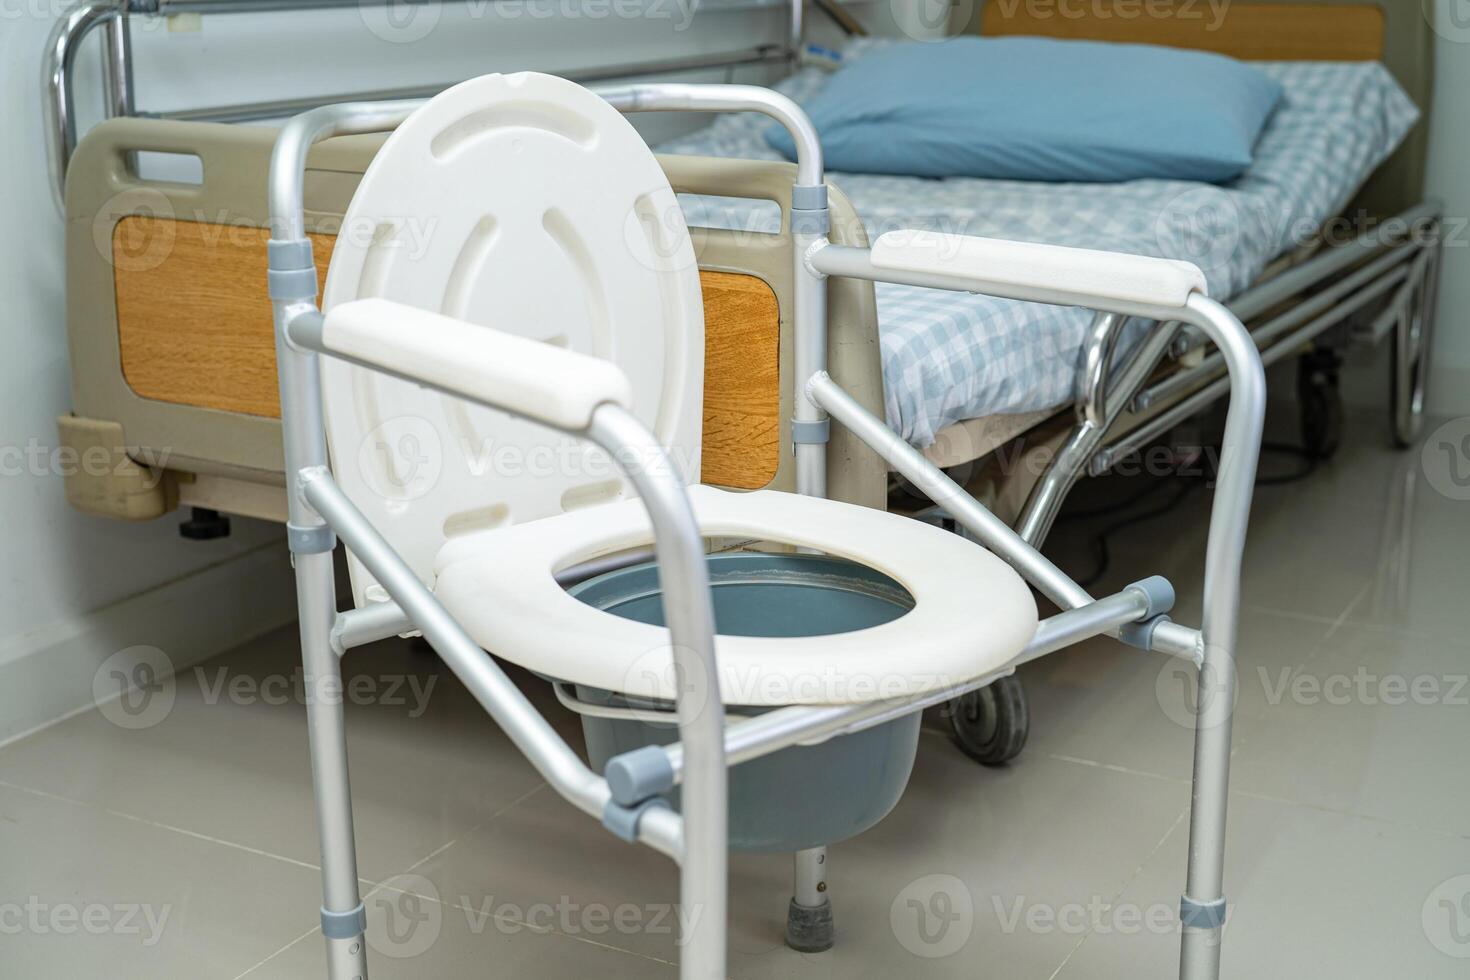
[978,1,1385,61]
[112,216,779,490]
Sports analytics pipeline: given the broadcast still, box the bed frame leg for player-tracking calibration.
[295,548,371,980]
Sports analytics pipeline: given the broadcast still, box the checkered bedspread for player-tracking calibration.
[659,40,1418,446]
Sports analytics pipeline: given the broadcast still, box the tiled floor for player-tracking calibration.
[3,407,1468,978]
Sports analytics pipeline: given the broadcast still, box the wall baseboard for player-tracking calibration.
[0,544,298,746]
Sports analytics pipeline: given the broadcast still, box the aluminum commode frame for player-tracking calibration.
[266,84,1264,980]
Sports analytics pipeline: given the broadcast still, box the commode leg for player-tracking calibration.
[296,550,370,979]
[1177,636,1236,980]
[786,846,833,952]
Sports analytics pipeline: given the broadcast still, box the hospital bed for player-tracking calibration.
[50,0,1441,762]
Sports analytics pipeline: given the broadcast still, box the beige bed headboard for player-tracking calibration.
[969,0,1433,216]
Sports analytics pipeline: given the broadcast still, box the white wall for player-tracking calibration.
[1421,16,1470,416]
[0,0,871,741]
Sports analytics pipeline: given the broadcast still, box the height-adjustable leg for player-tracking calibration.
[1178,638,1238,979]
[786,846,834,952]
[295,549,370,979]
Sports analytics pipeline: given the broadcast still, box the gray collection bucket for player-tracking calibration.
[565,550,921,852]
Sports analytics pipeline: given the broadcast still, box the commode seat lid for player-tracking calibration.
[433,485,1039,706]
[320,71,704,607]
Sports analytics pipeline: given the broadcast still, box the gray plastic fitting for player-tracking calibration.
[604,744,676,806]
[1179,895,1227,930]
[1118,576,1177,652]
[320,903,366,940]
[267,237,318,301]
[287,521,337,555]
[601,796,671,843]
[791,183,829,211]
[1126,575,1177,617]
[790,418,831,446]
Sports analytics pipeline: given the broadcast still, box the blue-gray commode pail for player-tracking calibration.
[566,550,921,852]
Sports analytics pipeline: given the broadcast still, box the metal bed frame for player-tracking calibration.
[268,83,1263,980]
[43,0,826,211]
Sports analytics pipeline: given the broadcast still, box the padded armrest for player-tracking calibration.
[321,298,633,431]
[869,231,1208,310]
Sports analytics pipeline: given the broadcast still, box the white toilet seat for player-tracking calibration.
[433,486,1038,706]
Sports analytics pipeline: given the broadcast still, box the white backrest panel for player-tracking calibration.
[320,72,704,605]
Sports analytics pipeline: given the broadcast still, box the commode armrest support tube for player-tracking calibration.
[267,100,424,536]
[593,81,831,497]
[807,373,1085,603]
[268,100,421,242]
[298,468,685,861]
[584,403,728,980]
[806,373,1203,661]
[316,298,635,430]
[1175,293,1265,980]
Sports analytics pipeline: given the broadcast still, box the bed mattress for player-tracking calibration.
[659,41,1419,447]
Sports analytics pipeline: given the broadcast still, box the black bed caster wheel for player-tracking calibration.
[1390,249,1437,448]
[948,674,1029,767]
[786,897,834,953]
[1297,350,1344,460]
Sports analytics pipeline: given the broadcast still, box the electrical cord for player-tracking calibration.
[1060,439,1323,588]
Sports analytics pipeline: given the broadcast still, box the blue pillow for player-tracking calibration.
[765,37,1284,183]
